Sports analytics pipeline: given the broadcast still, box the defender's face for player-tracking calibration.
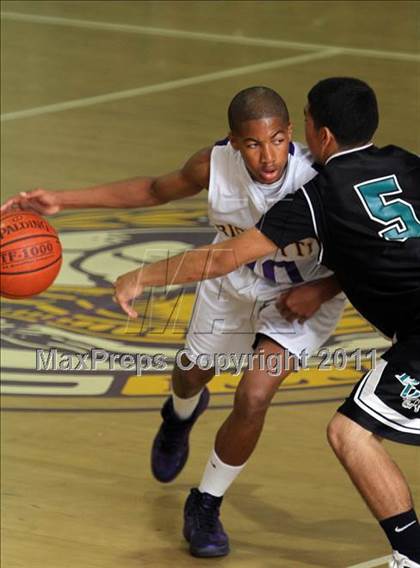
[304,105,324,164]
[230,117,292,184]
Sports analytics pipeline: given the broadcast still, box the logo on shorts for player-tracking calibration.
[395,372,420,413]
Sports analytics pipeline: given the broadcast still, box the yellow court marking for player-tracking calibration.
[122,367,365,396]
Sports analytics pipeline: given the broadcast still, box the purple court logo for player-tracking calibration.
[1,209,389,410]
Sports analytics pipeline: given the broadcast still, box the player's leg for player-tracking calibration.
[327,356,420,565]
[210,291,346,466]
[213,336,290,465]
[151,360,214,483]
[151,276,256,483]
[184,335,291,558]
[183,291,347,557]
[328,414,413,518]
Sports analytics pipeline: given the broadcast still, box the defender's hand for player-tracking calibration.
[276,280,331,324]
[1,189,62,215]
[113,269,144,318]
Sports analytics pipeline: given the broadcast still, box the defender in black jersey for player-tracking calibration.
[257,79,420,566]
[257,98,420,443]
[113,78,420,565]
[258,144,420,439]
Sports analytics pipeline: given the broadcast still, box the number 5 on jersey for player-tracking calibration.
[354,174,420,241]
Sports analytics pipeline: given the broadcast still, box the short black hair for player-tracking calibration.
[307,77,379,146]
[228,86,289,133]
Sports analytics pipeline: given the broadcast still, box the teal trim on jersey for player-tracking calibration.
[354,175,420,241]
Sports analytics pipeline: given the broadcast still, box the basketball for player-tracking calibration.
[0,211,62,298]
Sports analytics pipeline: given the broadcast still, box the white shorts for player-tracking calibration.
[185,274,346,363]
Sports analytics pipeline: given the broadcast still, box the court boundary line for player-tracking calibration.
[2,11,419,62]
[346,554,391,568]
[1,49,342,122]
[0,395,347,412]
[0,377,356,395]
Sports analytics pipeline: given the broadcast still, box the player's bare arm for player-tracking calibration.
[113,228,276,317]
[0,147,211,215]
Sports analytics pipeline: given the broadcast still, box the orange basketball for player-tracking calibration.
[0,211,62,299]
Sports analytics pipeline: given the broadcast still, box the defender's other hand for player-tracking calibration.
[276,281,326,324]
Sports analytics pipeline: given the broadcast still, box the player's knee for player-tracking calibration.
[327,413,371,456]
[234,385,271,420]
[326,414,345,453]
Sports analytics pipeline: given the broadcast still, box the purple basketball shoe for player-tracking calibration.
[151,388,210,483]
[183,488,230,557]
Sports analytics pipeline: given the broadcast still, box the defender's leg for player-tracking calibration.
[328,358,420,565]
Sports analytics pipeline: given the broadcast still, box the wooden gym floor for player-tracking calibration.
[1,2,419,567]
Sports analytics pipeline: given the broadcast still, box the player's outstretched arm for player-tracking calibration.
[113,228,277,317]
[0,147,211,215]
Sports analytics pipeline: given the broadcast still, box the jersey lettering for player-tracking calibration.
[248,259,303,284]
[354,175,420,241]
[215,224,245,238]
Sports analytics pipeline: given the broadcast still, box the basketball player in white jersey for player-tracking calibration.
[2,87,345,558]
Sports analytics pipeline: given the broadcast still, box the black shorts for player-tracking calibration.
[338,343,420,446]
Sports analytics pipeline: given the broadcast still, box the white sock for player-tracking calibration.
[198,448,247,497]
[172,389,203,420]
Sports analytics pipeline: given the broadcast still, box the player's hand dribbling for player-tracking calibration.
[113,269,144,318]
[1,189,62,216]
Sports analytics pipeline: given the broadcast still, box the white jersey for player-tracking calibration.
[208,140,333,299]
[185,140,347,361]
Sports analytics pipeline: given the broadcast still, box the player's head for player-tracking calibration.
[305,77,379,164]
[228,86,292,184]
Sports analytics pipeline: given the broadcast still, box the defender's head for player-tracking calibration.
[228,86,292,184]
[305,77,379,164]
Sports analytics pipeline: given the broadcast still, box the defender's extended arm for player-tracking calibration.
[113,228,276,317]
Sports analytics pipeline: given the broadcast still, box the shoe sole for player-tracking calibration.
[184,526,229,558]
[189,544,230,558]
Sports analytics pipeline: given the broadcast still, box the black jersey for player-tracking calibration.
[257,144,420,369]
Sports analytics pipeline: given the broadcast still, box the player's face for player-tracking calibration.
[304,105,324,164]
[230,117,292,184]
